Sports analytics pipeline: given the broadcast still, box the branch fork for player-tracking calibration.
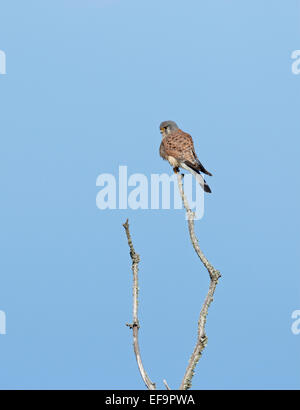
[123,173,221,390]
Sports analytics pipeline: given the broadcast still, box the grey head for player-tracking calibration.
[160,120,179,137]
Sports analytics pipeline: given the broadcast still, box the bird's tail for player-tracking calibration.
[181,163,212,193]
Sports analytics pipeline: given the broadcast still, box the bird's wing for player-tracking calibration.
[163,130,213,176]
[185,156,213,176]
[161,130,194,160]
[181,162,211,193]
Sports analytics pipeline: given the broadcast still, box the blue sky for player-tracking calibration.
[0,0,299,389]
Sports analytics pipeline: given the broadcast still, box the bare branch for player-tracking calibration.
[123,219,156,390]
[177,174,221,390]
[163,379,171,390]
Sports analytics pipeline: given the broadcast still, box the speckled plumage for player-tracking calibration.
[159,121,213,193]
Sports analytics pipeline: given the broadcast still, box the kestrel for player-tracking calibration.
[159,120,212,193]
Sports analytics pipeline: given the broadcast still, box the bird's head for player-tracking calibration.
[160,120,179,138]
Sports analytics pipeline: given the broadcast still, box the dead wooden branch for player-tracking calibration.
[177,173,221,390]
[123,219,156,390]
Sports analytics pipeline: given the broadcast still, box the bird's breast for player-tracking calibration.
[167,156,180,167]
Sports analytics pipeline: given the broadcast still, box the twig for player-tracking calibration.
[177,174,221,390]
[123,219,156,390]
[163,379,171,390]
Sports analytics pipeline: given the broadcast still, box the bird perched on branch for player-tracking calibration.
[159,120,213,193]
